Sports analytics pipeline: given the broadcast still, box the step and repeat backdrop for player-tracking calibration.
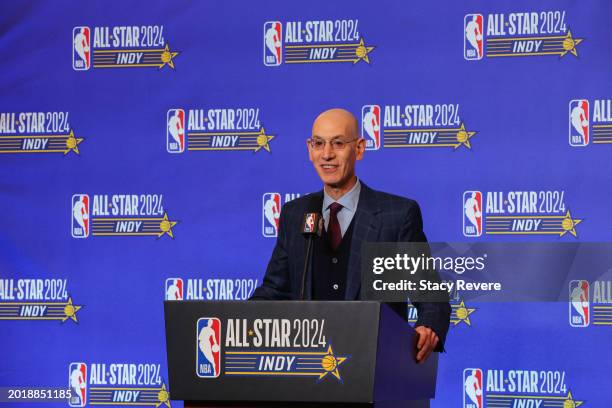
[1,0,611,407]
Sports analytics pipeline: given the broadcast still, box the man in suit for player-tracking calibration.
[251,108,451,363]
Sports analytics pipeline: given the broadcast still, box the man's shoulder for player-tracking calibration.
[364,184,420,213]
[280,191,323,215]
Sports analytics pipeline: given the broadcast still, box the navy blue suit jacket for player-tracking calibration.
[251,182,451,351]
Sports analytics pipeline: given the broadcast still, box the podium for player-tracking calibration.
[164,301,438,408]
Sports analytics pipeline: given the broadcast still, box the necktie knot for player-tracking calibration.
[329,202,343,216]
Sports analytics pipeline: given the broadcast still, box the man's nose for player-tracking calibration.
[322,141,335,159]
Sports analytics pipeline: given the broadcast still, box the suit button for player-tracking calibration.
[333,284,339,290]
[332,257,338,264]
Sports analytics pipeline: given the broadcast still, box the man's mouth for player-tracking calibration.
[320,164,338,173]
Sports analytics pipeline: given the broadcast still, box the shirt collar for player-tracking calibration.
[323,178,361,212]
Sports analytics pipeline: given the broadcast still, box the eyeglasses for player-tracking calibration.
[308,137,359,151]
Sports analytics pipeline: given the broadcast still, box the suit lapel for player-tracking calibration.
[345,183,381,300]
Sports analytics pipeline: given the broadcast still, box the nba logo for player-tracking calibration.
[263,21,282,66]
[68,362,87,407]
[262,192,281,237]
[464,14,483,60]
[196,318,221,378]
[463,191,483,237]
[165,278,184,300]
[569,100,590,146]
[167,109,186,153]
[463,368,483,408]
[72,26,91,70]
[304,213,315,233]
[569,280,590,327]
[71,194,90,238]
[362,105,381,150]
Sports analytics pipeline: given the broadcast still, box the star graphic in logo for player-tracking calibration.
[318,345,349,382]
[454,123,477,149]
[452,300,476,326]
[64,130,84,155]
[353,38,375,64]
[254,127,275,153]
[560,210,582,237]
[159,44,179,69]
[158,213,178,239]
[559,30,583,58]
[62,297,83,323]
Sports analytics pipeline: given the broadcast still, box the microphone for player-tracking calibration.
[300,196,323,300]
[301,212,323,237]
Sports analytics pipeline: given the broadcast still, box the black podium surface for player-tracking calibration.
[164,301,438,407]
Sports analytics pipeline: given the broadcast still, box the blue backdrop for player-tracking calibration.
[1,1,611,407]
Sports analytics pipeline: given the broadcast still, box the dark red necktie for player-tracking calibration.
[328,202,343,251]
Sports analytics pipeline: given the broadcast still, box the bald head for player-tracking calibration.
[308,108,365,199]
[312,108,359,140]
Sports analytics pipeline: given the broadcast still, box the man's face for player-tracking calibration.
[308,112,365,190]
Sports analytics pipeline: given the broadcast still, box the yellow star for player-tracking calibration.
[560,210,582,237]
[562,391,584,407]
[318,345,348,382]
[158,213,178,239]
[451,300,476,326]
[248,329,254,336]
[560,30,583,58]
[159,44,179,69]
[353,38,375,64]
[254,127,275,153]
[64,130,84,155]
[61,297,82,323]
[454,123,477,149]
[155,383,171,408]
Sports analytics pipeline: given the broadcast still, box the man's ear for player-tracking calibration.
[307,139,314,162]
[355,138,366,160]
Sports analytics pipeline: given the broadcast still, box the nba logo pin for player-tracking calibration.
[463,368,483,408]
[569,280,590,327]
[68,362,87,407]
[464,14,483,60]
[72,26,91,70]
[71,194,90,238]
[196,318,221,378]
[167,109,186,153]
[463,191,483,237]
[263,21,282,66]
[262,192,281,237]
[362,105,381,150]
[569,100,590,146]
[165,278,184,300]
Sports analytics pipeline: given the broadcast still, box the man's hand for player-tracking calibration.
[415,326,439,364]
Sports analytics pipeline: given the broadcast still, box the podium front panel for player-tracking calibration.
[165,301,380,403]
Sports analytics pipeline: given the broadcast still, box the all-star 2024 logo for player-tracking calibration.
[0,112,83,155]
[197,317,350,382]
[71,194,178,239]
[166,108,275,153]
[464,11,583,60]
[165,278,259,301]
[68,362,170,407]
[462,190,583,238]
[73,25,179,70]
[361,104,477,151]
[0,278,82,323]
[463,368,584,407]
[263,19,374,66]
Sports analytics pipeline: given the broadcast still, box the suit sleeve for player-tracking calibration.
[250,204,293,300]
[399,201,451,352]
